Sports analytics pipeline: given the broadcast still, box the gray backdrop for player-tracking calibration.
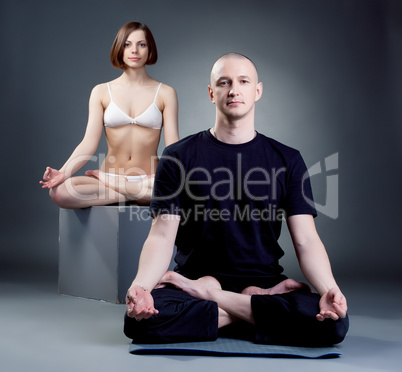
[1,0,401,284]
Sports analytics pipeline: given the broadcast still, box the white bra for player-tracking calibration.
[103,82,163,129]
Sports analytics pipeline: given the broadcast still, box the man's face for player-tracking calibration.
[209,57,262,121]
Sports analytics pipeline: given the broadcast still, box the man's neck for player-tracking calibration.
[212,117,256,145]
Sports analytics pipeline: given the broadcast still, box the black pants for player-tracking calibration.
[124,276,349,346]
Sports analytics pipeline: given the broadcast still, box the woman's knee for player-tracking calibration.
[49,184,75,208]
[49,186,67,208]
[49,177,100,208]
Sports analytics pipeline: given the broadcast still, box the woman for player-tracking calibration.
[40,22,179,208]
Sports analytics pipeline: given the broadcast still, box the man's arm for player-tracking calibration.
[286,214,347,321]
[126,214,180,320]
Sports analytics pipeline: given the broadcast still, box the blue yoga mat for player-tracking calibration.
[130,337,341,359]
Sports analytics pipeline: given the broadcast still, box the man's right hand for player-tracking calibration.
[126,285,159,320]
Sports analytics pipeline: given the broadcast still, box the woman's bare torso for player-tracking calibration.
[103,125,160,175]
[100,80,163,176]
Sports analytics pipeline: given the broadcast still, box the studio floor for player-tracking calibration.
[1,268,401,372]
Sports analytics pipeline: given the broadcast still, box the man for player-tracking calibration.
[124,53,349,346]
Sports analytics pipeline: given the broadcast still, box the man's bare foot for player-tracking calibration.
[157,271,222,300]
[241,278,311,296]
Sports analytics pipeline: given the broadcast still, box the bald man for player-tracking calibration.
[123,53,349,346]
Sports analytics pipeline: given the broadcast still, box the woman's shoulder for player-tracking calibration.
[157,82,177,100]
[156,80,173,89]
[87,83,112,106]
[91,82,110,94]
[92,76,122,91]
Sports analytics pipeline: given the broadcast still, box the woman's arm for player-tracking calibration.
[160,84,179,146]
[40,85,105,188]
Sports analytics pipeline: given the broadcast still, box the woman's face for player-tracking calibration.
[122,29,149,68]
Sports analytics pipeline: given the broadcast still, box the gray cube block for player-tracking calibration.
[58,205,173,303]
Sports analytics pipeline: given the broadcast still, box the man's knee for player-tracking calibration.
[327,314,349,345]
[123,312,160,343]
[123,288,219,343]
[251,291,349,346]
[123,312,141,340]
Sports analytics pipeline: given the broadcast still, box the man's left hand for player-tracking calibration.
[317,287,347,321]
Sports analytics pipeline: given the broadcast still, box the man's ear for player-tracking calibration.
[255,82,263,102]
[208,85,215,104]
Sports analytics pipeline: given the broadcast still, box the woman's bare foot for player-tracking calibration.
[241,278,311,296]
[157,271,222,300]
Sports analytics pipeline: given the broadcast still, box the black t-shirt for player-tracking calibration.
[150,130,317,280]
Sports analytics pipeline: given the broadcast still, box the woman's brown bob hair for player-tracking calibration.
[110,22,158,69]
